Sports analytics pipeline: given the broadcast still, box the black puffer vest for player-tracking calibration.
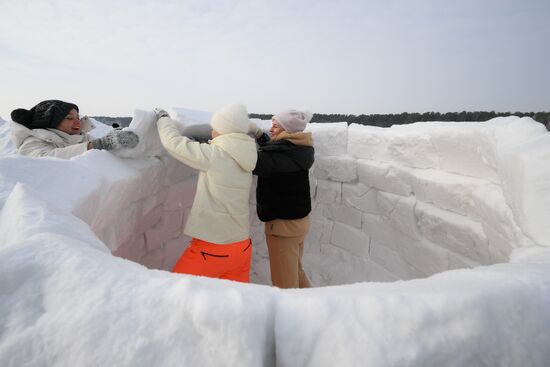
[253,138,314,222]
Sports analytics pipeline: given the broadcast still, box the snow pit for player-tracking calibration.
[1,113,550,366]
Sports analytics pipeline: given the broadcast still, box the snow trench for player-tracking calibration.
[1,117,550,366]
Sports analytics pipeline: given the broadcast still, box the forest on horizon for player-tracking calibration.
[94,110,550,130]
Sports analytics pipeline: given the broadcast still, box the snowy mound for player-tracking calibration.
[1,112,550,366]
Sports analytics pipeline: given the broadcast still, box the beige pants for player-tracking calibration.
[265,217,311,289]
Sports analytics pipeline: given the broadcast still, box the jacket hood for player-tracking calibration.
[273,131,313,147]
[211,133,257,172]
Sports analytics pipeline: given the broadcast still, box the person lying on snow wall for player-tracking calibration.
[249,109,314,289]
[10,99,139,159]
[154,104,258,283]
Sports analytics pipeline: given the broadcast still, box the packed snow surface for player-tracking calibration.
[1,111,549,366]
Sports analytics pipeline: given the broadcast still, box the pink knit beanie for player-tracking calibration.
[272,109,312,133]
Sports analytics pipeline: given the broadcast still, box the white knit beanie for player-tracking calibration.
[272,109,312,133]
[210,104,250,135]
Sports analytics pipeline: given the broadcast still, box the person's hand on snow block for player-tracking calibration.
[90,129,139,150]
[154,108,170,121]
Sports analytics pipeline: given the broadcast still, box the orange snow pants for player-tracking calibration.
[172,238,252,283]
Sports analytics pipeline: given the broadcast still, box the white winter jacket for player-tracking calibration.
[157,116,258,244]
[10,119,94,159]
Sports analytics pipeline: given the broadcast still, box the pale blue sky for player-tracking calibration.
[1,0,549,118]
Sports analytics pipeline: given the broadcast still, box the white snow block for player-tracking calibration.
[348,123,441,169]
[321,203,362,229]
[113,233,148,264]
[357,159,413,196]
[135,204,164,236]
[124,157,167,200]
[347,123,393,161]
[428,121,499,182]
[367,259,401,282]
[306,214,334,251]
[139,247,165,269]
[377,192,421,240]
[312,154,357,182]
[141,187,169,215]
[411,169,489,218]
[415,201,490,264]
[362,213,399,250]
[342,182,379,213]
[495,119,550,248]
[369,239,412,280]
[305,122,348,156]
[161,155,198,185]
[381,123,441,168]
[308,243,370,285]
[330,222,370,258]
[447,251,479,271]
[314,179,342,204]
[394,236,450,277]
[274,264,550,367]
[472,183,530,255]
[101,200,141,251]
[144,209,184,250]
[163,178,197,211]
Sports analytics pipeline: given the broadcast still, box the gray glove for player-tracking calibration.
[248,122,270,144]
[154,108,170,120]
[248,122,263,139]
[90,130,139,150]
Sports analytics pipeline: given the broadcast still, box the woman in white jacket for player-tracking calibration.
[11,99,138,159]
[155,104,258,282]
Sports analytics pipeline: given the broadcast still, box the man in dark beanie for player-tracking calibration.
[10,99,139,159]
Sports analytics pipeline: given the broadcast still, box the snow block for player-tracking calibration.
[307,243,370,285]
[306,214,334,252]
[342,182,379,213]
[362,213,399,250]
[367,258,401,282]
[428,121,499,182]
[376,192,421,240]
[305,122,348,156]
[394,237,449,277]
[369,239,413,280]
[314,179,342,204]
[347,123,392,161]
[357,159,413,196]
[163,178,197,211]
[415,201,490,264]
[312,154,357,182]
[321,203,362,229]
[330,222,370,258]
[411,169,488,218]
[161,155,198,185]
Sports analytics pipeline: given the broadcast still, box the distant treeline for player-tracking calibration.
[94,111,550,131]
[250,111,550,130]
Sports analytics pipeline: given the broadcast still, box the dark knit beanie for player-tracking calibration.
[11,100,79,129]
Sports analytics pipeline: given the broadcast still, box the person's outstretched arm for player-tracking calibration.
[154,108,212,171]
[18,137,89,159]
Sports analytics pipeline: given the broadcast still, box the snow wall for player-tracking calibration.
[1,116,550,366]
